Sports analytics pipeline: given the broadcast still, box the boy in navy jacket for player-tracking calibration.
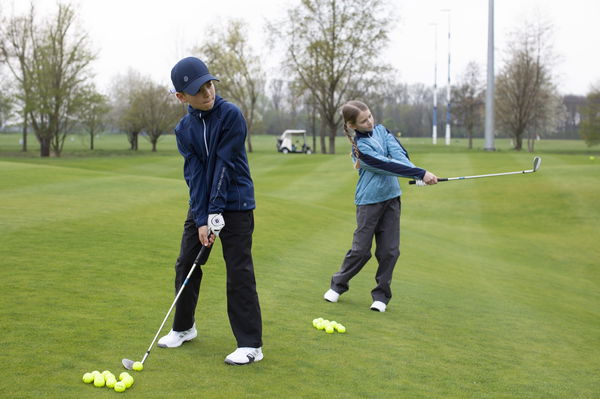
[157,57,263,365]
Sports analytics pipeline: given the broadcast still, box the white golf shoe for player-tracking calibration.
[225,347,263,365]
[157,324,197,348]
[323,289,340,303]
[370,301,387,312]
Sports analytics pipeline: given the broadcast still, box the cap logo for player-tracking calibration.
[183,76,189,82]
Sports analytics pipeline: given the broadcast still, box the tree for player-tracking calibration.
[1,2,97,157]
[271,0,393,154]
[109,70,148,151]
[0,4,35,151]
[132,82,181,152]
[196,19,265,153]
[452,62,484,149]
[495,18,560,152]
[78,85,110,150]
[580,86,600,147]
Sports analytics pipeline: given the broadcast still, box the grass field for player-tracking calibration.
[1,133,599,398]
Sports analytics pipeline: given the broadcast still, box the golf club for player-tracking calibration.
[409,156,541,186]
[122,245,208,370]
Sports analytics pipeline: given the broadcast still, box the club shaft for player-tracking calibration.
[445,169,534,180]
[140,246,206,364]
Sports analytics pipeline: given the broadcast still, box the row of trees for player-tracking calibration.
[1,0,599,158]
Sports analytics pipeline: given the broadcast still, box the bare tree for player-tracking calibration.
[271,0,393,154]
[495,18,560,151]
[132,82,181,152]
[78,85,110,150]
[453,62,484,149]
[196,19,265,153]
[1,3,97,157]
[109,70,148,150]
[0,4,35,151]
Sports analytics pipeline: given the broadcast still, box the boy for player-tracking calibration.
[158,56,263,365]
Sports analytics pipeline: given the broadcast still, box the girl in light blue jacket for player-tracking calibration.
[324,100,438,312]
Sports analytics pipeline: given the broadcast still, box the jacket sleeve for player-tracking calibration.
[176,132,209,226]
[208,106,247,214]
[356,137,426,179]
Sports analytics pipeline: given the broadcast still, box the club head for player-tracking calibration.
[533,156,542,172]
[122,358,135,370]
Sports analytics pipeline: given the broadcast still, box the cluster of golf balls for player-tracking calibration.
[82,370,134,392]
[312,317,346,333]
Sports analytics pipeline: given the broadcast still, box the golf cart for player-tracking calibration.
[276,130,312,154]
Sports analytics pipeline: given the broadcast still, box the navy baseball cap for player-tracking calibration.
[171,57,219,95]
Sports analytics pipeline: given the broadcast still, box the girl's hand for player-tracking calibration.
[423,171,438,185]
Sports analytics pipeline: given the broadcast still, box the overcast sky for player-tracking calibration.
[5,0,600,95]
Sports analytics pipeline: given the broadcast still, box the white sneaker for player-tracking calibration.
[370,301,387,312]
[225,347,263,365]
[324,289,340,303]
[157,324,197,348]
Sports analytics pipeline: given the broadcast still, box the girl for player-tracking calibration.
[323,100,438,312]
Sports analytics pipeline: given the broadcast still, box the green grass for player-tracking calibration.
[1,133,599,398]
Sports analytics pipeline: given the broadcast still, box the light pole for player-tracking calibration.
[441,8,451,145]
[430,23,438,145]
[484,0,496,150]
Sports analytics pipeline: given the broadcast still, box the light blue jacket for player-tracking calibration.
[354,125,426,205]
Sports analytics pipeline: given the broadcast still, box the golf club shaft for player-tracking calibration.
[441,169,535,181]
[140,245,207,364]
[409,169,535,185]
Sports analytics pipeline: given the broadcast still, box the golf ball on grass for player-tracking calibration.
[105,375,117,388]
[93,373,105,387]
[132,361,143,371]
[114,381,126,392]
[590,156,596,160]
[82,373,94,384]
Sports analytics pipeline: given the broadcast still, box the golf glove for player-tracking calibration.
[208,213,225,236]
[415,180,427,186]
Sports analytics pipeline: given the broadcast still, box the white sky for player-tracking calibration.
[5,0,600,95]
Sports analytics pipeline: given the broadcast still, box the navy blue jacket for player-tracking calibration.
[174,96,255,227]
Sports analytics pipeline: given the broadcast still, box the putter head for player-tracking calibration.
[533,156,542,172]
[122,358,135,370]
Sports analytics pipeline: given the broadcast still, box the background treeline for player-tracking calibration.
[1,0,599,157]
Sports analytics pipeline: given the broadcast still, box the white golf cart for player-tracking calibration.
[276,130,312,154]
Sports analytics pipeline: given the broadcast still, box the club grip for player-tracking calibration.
[193,245,210,266]
[409,180,416,185]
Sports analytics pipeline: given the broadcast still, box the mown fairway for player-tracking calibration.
[1,134,599,398]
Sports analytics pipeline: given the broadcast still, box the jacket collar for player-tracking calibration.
[354,128,374,138]
[188,95,223,119]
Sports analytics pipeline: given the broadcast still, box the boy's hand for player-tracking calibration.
[198,226,216,247]
[208,213,225,236]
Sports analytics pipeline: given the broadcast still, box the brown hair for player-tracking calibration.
[341,100,369,159]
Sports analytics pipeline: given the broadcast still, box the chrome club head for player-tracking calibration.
[122,358,135,370]
[533,156,542,172]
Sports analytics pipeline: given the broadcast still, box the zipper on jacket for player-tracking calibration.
[198,111,209,156]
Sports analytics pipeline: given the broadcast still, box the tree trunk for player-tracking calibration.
[328,123,336,154]
[90,131,95,150]
[40,136,51,157]
[320,118,327,154]
[246,134,253,153]
[152,140,157,152]
[514,134,523,151]
[21,111,28,152]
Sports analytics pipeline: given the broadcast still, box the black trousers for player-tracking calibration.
[172,208,262,348]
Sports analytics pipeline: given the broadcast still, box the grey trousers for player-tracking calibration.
[330,197,401,304]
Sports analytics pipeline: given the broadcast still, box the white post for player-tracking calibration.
[442,9,451,145]
[431,23,438,145]
[484,0,496,151]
